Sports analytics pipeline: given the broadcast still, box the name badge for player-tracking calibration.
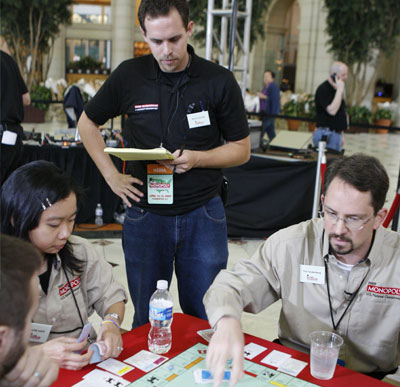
[187,111,211,129]
[147,164,173,204]
[1,130,17,145]
[299,264,325,284]
[30,322,52,343]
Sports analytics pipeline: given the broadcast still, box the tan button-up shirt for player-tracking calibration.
[204,218,400,373]
[34,235,128,341]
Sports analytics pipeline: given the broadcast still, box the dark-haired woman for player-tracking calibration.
[0,160,128,370]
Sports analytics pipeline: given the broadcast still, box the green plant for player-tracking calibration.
[282,99,298,117]
[30,85,52,111]
[324,0,400,106]
[348,106,372,124]
[0,0,72,89]
[373,108,392,121]
[297,94,316,118]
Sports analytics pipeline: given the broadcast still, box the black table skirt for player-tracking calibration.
[19,146,316,237]
[20,145,122,224]
[223,155,317,238]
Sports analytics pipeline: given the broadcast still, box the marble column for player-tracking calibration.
[111,0,135,70]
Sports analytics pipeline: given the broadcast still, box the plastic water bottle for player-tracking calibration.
[95,203,103,226]
[148,280,173,354]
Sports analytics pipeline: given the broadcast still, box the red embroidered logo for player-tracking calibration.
[59,276,81,297]
[367,284,400,296]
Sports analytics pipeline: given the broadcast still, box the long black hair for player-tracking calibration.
[0,160,85,273]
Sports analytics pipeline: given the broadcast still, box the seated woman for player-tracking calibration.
[0,160,128,370]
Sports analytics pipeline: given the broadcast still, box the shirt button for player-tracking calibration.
[51,317,57,323]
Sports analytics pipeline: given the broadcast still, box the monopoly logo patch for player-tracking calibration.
[134,103,158,111]
[366,283,400,300]
[59,276,81,297]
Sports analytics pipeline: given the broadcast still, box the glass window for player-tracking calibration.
[72,3,111,24]
[66,39,112,70]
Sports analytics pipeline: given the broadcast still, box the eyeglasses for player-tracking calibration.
[319,208,372,231]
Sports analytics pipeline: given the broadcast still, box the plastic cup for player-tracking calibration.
[309,331,343,380]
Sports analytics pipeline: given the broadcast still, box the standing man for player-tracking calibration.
[313,61,348,152]
[78,0,250,328]
[257,69,280,149]
[204,154,400,386]
[0,235,59,386]
[0,36,31,184]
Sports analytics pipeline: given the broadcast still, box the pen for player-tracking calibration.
[173,144,185,174]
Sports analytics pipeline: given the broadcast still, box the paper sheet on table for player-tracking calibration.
[104,147,175,161]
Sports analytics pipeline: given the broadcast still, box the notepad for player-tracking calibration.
[104,147,175,161]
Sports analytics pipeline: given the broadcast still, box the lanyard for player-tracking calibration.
[324,256,369,331]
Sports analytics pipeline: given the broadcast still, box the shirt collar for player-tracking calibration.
[322,222,383,266]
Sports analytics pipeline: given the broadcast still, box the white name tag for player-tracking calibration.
[30,322,52,343]
[299,264,325,284]
[187,111,211,129]
[1,130,17,145]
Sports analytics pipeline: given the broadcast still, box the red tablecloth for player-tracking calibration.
[51,313,388,386]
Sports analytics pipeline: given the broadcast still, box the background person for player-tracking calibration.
[204,154,400,386]
[0,235,59,386]
[313,61,348,152]
[257,69,280,149]
[78,0,250,328]
[0,36,31,185]
[0,161,128,370]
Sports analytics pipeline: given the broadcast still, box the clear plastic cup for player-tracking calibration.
[309,331,343,380]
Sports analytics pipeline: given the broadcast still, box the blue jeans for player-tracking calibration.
[260,118,276,144]
[122,196,228,328]
[313,127,342,151]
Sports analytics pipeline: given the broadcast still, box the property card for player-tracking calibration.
[71,369,130,387]
[261,350,291,367]
[244,342,268,359]
[197,328,215,343]
[124,350,168,372]
[97,358,134,376]
[277,358,308,377]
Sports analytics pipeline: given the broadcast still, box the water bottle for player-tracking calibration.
[148,280,173,354]
[95,203,103,226]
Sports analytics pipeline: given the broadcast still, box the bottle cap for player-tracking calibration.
[157,280,168,290]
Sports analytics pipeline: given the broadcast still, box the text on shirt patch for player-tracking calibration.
[366,283,400,300]
[59,276,81,297]
[134,104,159,111]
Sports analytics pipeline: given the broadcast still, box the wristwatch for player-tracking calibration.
[105,313,121,324]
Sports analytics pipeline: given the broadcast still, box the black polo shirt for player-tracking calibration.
[85,45,249,215]
[0,51,28,125]
[315,80,347,132]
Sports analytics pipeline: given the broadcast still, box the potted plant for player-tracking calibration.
[282,98,300,131]
[24,84,52,123]
[298,94,316,131]
[347,105,371,133]
[372,108,392,134]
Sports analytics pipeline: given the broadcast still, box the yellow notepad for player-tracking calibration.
[104,147,175,161]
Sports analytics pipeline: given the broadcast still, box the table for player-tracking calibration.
[51,313,386,387]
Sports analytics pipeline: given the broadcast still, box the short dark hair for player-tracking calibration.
[0,235,42,331]
[138,0,190,33]
[323,154,389,214]
[265,69,275,79]
[0,160,85,273]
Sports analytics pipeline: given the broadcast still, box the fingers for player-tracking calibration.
[60,351,92,371]
[107,173,144,207]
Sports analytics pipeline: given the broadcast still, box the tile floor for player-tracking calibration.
[28,122,400,382]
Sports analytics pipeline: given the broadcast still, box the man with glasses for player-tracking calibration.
[203,153,400,386]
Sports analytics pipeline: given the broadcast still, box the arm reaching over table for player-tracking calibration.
[206,317,244,387]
